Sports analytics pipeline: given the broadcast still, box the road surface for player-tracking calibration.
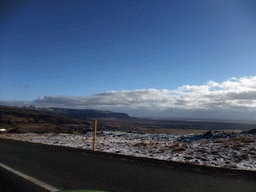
[0,138,255,192]
[0,166,50,192]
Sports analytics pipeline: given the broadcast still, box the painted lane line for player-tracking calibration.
[0,162,60,192]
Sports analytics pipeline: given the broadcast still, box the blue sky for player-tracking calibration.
[1,0,256,120]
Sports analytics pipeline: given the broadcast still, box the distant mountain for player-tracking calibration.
[38,107,132,119]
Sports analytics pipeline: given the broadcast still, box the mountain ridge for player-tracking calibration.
[37,107,133,119]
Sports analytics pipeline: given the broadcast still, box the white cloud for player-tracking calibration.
[2,76,256,120]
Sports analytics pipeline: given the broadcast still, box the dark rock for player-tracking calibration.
[203,131,213,136]
[178,130,241,143]
[246,129,256,134]
[7,127,21,133]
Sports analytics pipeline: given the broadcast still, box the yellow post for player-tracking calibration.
[93,119,97,151]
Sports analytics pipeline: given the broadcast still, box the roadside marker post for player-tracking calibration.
[93,120,97,151]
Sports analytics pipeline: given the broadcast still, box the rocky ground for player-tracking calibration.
[0,130,256,171]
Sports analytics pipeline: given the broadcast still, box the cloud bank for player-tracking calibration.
[2,76,256,120]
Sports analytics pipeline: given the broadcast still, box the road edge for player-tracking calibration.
[0,162,60,192]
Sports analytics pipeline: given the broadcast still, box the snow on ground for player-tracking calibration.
[0,131,256,171]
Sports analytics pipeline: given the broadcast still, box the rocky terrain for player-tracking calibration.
[1,130,256,171]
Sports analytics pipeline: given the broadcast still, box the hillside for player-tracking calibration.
[0,105,93,133]
[38,107,132,119]
[1,105,256,135]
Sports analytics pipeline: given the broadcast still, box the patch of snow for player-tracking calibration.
[0,131,256,171]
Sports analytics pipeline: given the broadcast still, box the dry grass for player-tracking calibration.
[138,128,244,135]
[169,142,181,148]
[184,156,194,160]
[229,136,256,143]
[171,144,187,153]
[232,142,245,148]
[222,130,244,133]
[187,151,194,155]
[214,139,226,143]
[240,153,250,159]
[138,128,207,134]
[234,153,250,162]
[197,148,208,153]
[163,141,188,153]
[249,150,256,155]
[223,164,237,169]
[211,150,219,155]
[134,142,148,147]
[212,136,255,150]
[223,143,230,148]
[160,148,169,153]
[201,140,211,144]
[148,141,160,146]
[172,147,187,153]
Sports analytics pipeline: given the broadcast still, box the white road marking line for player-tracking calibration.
[0,162,60,192]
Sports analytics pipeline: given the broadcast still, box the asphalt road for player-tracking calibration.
[0,138,256,192]
[0,166,49,192]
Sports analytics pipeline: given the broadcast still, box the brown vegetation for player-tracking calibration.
[138,128,207,134]
[229,136,256,143]
[134,142,149,147]
[168,142,187,153]
[0,105,92,133]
